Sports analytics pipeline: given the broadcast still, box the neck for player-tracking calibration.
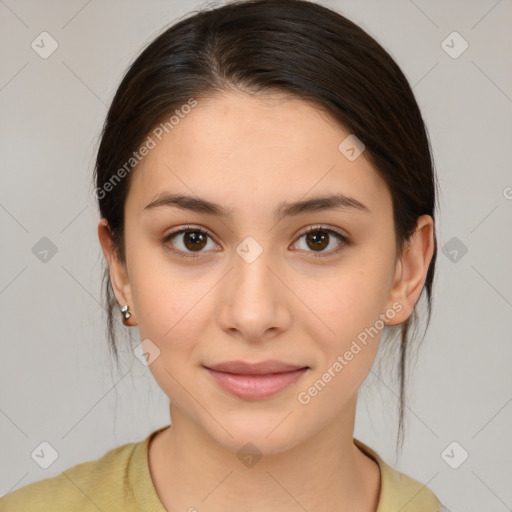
[148,401,381,512]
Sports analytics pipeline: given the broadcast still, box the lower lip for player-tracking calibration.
[205,367,309,400]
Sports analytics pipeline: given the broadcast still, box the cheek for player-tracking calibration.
[126,239,208,343]
[296,272,388,410]
[128,259,211,398]
[132,271,209,344]
[297,256,394,388]
[305,265,390,340]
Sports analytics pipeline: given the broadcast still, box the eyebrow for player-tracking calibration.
[143,192,370,220]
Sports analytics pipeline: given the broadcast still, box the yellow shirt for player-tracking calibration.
[0,425,449,511]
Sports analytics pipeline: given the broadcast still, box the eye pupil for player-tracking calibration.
[306,230,329,251]
[184,231,207,251]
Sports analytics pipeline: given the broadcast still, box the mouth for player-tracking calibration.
[203,360,310,400]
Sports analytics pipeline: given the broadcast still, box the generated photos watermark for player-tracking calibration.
[94,97,198,200]
[297,301,403,405]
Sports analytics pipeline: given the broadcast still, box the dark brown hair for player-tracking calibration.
[93,0,439,456]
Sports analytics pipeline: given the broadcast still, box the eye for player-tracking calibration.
[162,224,349,259]
[162,225,219,259]
[292,225,349,257]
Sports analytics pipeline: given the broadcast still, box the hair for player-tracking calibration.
[93,0,439,456]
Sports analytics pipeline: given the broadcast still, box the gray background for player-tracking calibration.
[1,1,511,510]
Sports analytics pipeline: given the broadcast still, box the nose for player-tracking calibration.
[216,240,291,344]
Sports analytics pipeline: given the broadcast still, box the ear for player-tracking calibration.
[97,218,137,326]
[384,215,435,326]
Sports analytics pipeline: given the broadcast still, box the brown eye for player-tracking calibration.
[182,231,207,251]
[163,226,218,258]
[293,226,348,257]
[163,225,348,259]
[305,230,329,251]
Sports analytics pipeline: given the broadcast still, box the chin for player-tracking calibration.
[204,414,304,456]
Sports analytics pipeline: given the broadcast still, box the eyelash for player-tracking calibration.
[162,224,349,259]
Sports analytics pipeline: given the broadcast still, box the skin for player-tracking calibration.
[98,90,435,512]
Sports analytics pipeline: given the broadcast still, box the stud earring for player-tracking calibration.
[120,304,131,320]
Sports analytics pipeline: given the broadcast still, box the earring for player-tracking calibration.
[120,304,131,320]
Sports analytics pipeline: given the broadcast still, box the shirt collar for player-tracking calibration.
[353,437,440,511]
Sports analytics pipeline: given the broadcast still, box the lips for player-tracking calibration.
[203,360,309,400]
[205,360,307,375]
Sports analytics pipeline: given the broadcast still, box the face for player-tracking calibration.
[99,90,433,454]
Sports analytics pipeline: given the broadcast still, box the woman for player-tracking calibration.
[0,0,451,510]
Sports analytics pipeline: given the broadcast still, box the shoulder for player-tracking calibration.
[382,464,443,511]
[353,438,448,512]
[0,439,140,512]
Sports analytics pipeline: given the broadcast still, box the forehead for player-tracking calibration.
[126,91,391,218]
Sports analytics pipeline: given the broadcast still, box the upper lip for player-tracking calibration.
[204,360,308,375]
